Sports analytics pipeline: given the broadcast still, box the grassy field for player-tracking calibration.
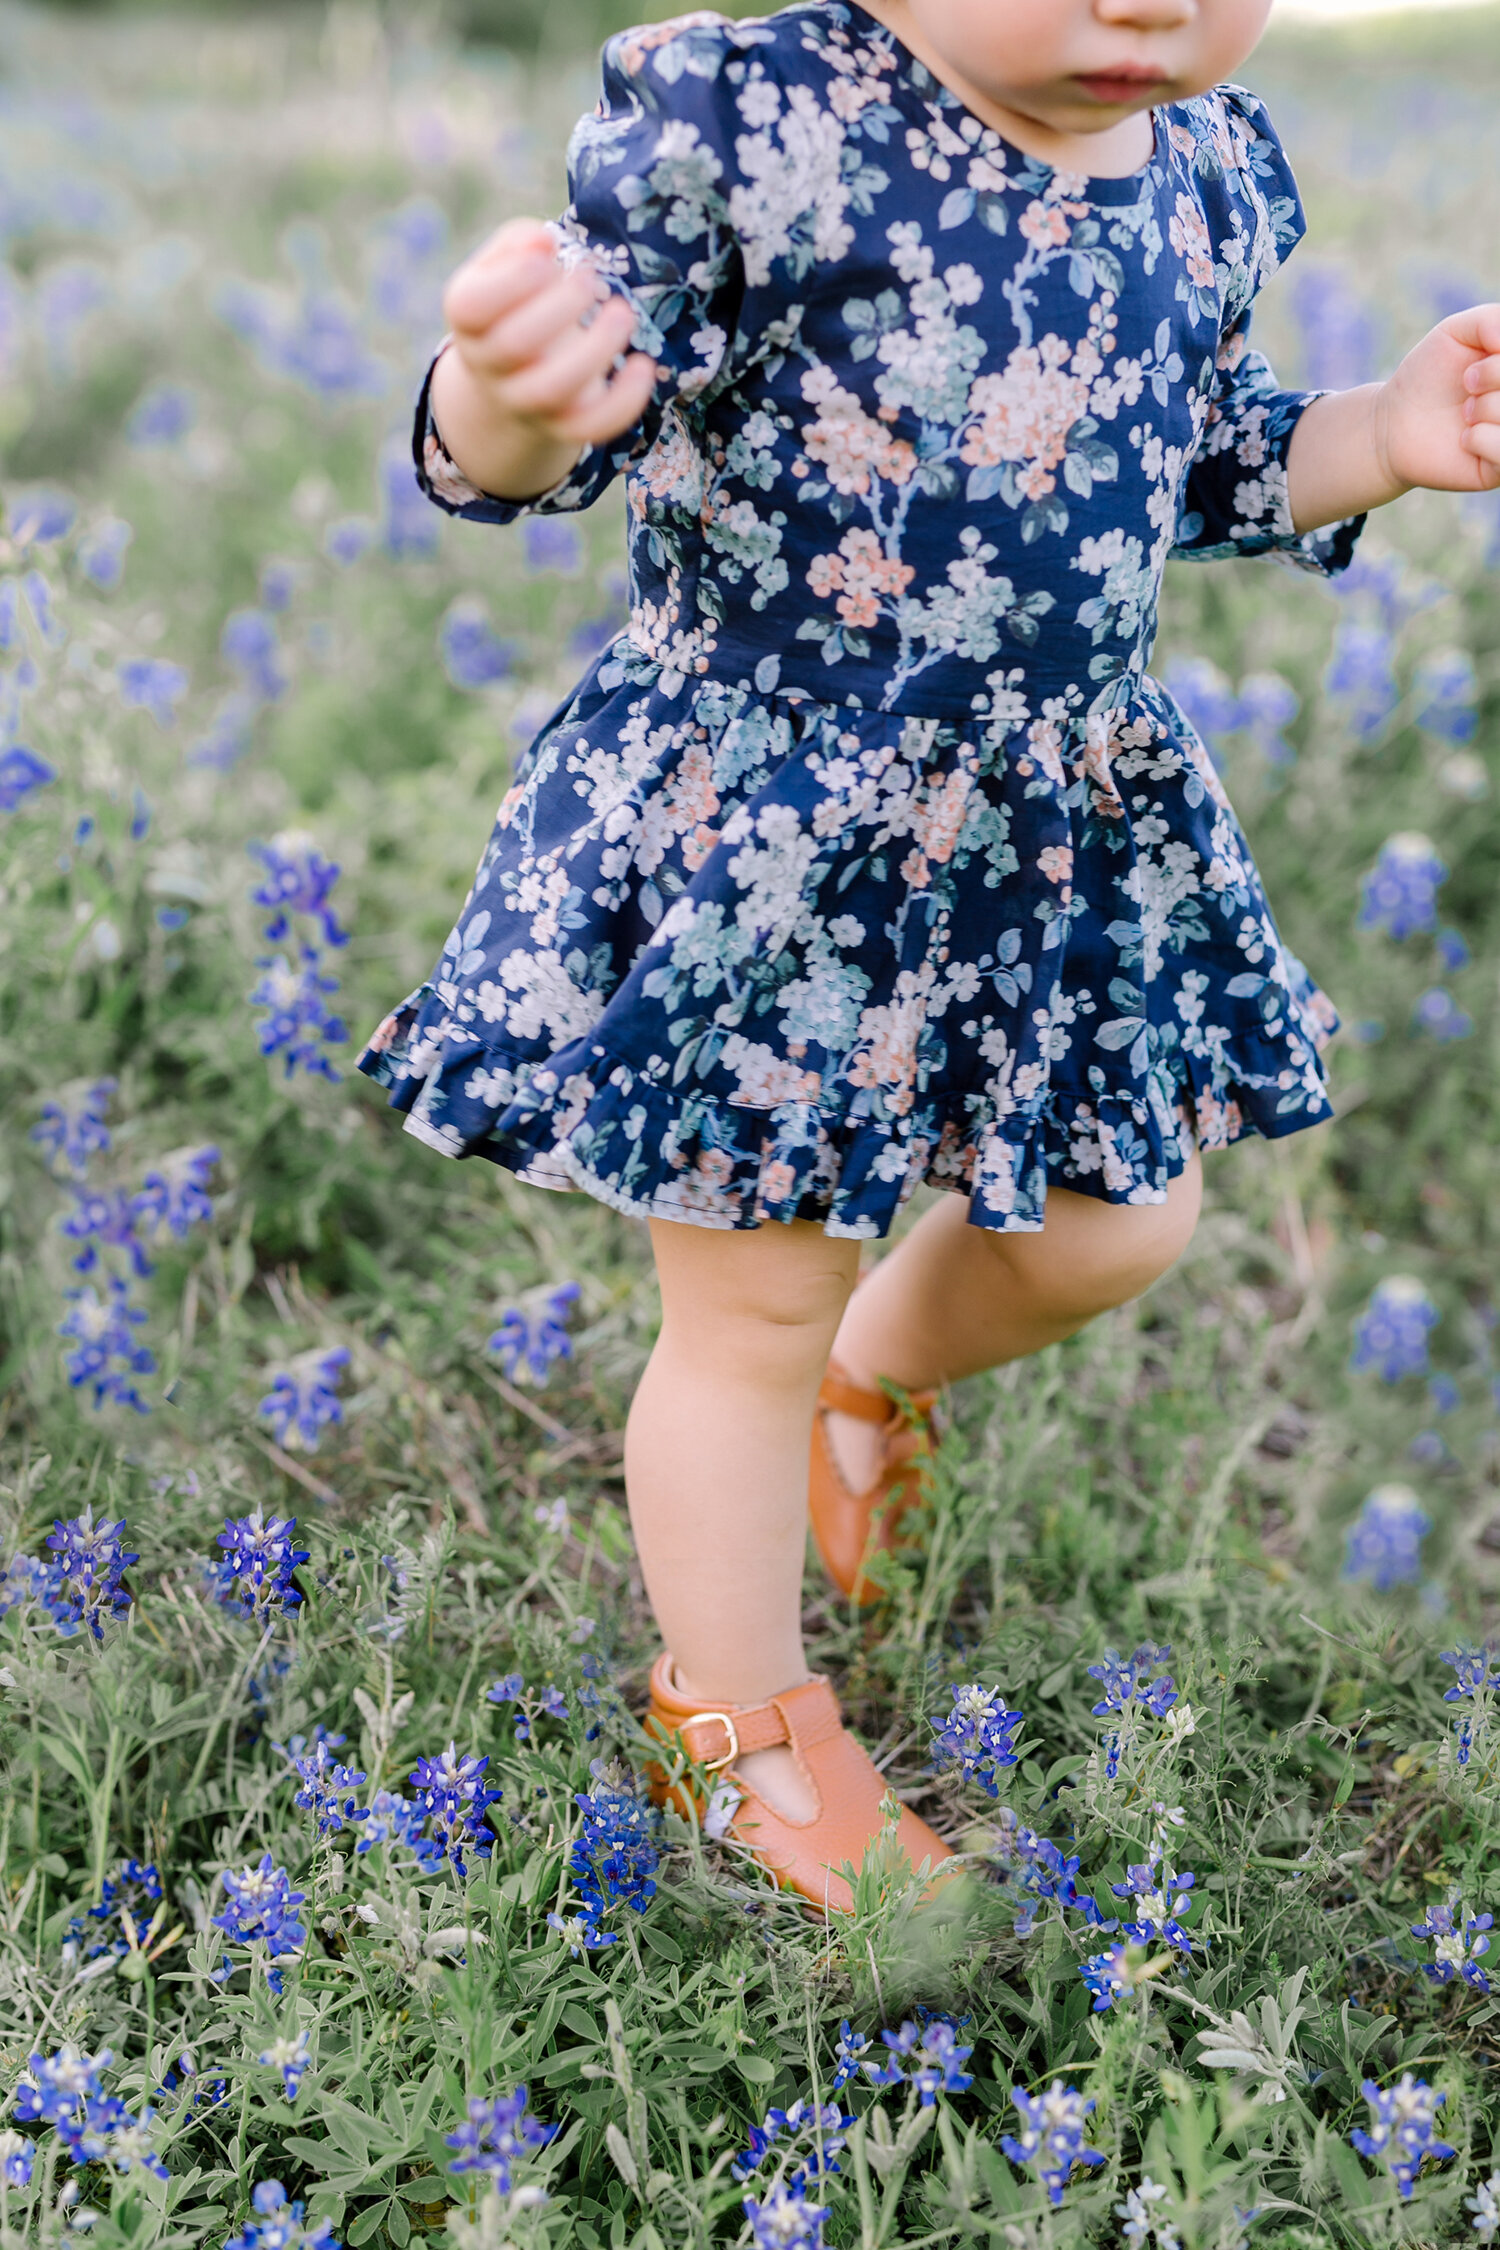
[1,4,1499,2245]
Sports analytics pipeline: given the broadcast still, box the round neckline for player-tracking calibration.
[833,0,1168,206]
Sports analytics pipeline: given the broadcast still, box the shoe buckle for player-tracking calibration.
[684,1711,740,1771]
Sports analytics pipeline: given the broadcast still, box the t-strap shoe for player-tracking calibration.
[808,1361,938,1604]
[643,1652,949,1915]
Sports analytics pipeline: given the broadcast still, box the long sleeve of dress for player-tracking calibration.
[409,18,756,528]
[1169,86,1365,577]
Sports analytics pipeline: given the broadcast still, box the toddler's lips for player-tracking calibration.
[1071,71,1168,105]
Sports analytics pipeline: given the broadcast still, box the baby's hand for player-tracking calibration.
[1375,303,1500,496]
[432,219,660,499]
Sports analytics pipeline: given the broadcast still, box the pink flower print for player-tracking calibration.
[1025,717,1067,788]
[960,343,1091,483]
[1020,199,1071,249]
[913,767,973,869]
[756,1158,798,1208]
[1078,714,1125,818]
[806,528,914,629]
[1037,844,1074,894]
[1192,1088,1244,1151]
[424,432,485,509]
[1169,194,1215,290]
[799,368,916,495]
[847,967,932,1116]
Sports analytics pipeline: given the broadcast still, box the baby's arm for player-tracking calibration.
[1287,302,1500,532]
[429,218,660,503]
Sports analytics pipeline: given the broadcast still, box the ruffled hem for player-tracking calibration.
[357,997,1337,1240]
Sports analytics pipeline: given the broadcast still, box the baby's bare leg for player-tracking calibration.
[627,1215,860,1820]
[826,1158,1204,1490]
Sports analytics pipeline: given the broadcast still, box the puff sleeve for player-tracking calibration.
[411,14,757,527]
[1170,89,1366,576]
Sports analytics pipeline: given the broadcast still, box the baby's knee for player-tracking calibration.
[991,1158,1201,1324]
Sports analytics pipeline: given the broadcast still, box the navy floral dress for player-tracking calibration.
[357,0,1362,1238]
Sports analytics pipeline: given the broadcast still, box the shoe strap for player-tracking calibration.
[674,1675,844,1769]
[818,1361,938,1427]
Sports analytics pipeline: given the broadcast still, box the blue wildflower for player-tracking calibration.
[256,1346,350,1453]
[445,2087,552,2189]
[354,1788,427,1855]
[225,2180,340,2250]
[13,2043,111,2132]
[40,1509,136,1641]
[569,1774,660,1926]
[1117,2176,1182,2249]
[324,516,375,567]
[1358,833,1447,941]
[487,1281,581,1385]
[1000,2081,1106,2209]
[21,567,63,644]
[222,608,288,703]
[258,2030,311,2103]
[1436,927,1470,973]
[1343,1484,1429,1592]
[117,657,189,728]
[132,1144,218,1239]
[1111,1846,1199,1955]
[290,1741,368,1837]
[830,2021,871,2092]
[1469,2172,1500,2240]
[0,1551,49,1621]
[1352,1277,1439,1382]
[1238,671,1299,767]
[250,950,348,1080]
[64,1859,163,1964]
[743,2183,828,2250]
[1088,1643,1178,1719]
[929,1682,1024,1797]
[188,687,260,770]
[547,1910,618,1956]
[0,2134,33,2187]
[439,596,516,690]
[125,384,195,447]
[1080,1943,1147,2013]
[76,516,134,590]
[214,1510,310,1617]
[6,488,76,546]
[58,1279,156,1410]
[1412,1895,1492,1993]
[1413,648,1478,744]
[1440,1646,1500,1702]
[408,1744,503,1878]
[991,1810,1117,1936]
[1291,263,1377,390]
[864,2019,974,2106]
[1349,2075,1454,2201]
[64,2094,169,2178]
[0,744,57,812]
[259,560,300,611]
[213,1854,307,1968]
[249,832,348,948]
[60,1184,153,1277]
[31,1078,115,1178]
[1162,657,1241,762]
[380,435,439,559]
[1325,621,1398,742]
[1413,987,1473,1042]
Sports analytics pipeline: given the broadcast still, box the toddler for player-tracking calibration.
[359,0,1500,1910]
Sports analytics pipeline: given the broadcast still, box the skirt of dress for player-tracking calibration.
[356,641,1338,1238]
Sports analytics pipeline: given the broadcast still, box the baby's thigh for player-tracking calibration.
[986,1155,1203,1319]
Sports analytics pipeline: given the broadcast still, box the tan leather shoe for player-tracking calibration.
[809,1362,939,1604]
[643,1652,950,1915]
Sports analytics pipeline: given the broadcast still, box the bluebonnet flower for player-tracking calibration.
[1111,1847,1199,1955]
[222,609,288,703]
[0,2133,33,2187]
[354,1788,427,1855]
[1238,671,1299,768]
[213,1510,311,1617]
[365,199,447,331]
[733,2101,853,2190]
[13,2043,111,2132]
[487,1282,581,1385]
[1080,1942,1150,2012]
[408,1744,503,1878]
[1352,1277,1440,1382]
[929,1682,1024,1796]
[256,1345,350,1453]
[830,2021,871,2092]
[216,253,389,402]
[76,516,133,590]
[547,1908,617,1956]
[1325,621,1398,742]
[1000,2082,1106,2209]
[60,1184,153,1277]
[864,2019,974,2106]
[1291,262,1378,390]
[250,950,348,1080]
[1343,1485,1429,1592]
[0,744,56,812]
[0,1551,49,1620]
[1469,2172,1500,2240]
[1358,834,1447,941]
[6,488,76,546]
[225,2180,340,2250]
[19,567,63,645]
[213,1854,308,1970]
[259,2030,311,2102]
[132,1144,219,1239]
[1440,1646,1500,1702]
[58,1278,156,1411]
[290,1740,368,1837]
[249,833,349,948]
[439,597,516,690]
[1413,648,1478,744]
[40,1509,136,1640]
[991,1810,1117,1936]
[1413,987,1473,1042]
[445,2086,552,2190]
[1089,1644,1178,1719]
[64,1859,163,1964]
[1116,2176,1182,2250]
[156,2047,229,2115]
[187,686,260,771]
[380,435,440,559]
[125,383,195,446]
[569,1774,660,1927]
[324,515,375,567]
[31,1078,115,1178]
[1349,2075,1455,2200]
[1428,1374,1461,1415]
[1412,1895,1492,1993]
[1436,927,1471,973]
[569,612,624,661]
[259,560,301,611]
[66,2095,169,2178]
[1163,657,1241,763]
[117,657,189,728]
[523,519,583,574]
[743,2183,828,2250]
